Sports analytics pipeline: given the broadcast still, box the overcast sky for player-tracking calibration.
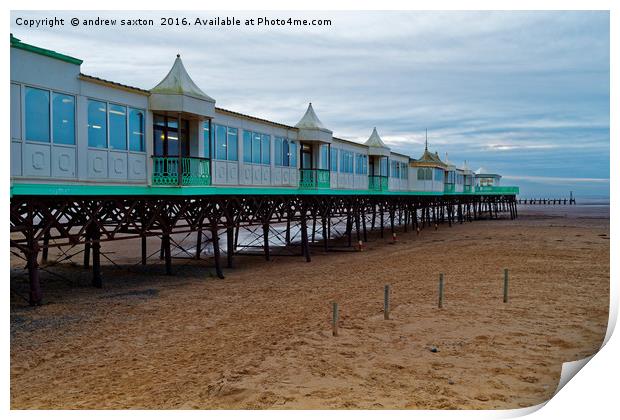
[11,10,610,198]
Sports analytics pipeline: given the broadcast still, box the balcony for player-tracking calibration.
[464,185,473,193]
[152,156,211,186]
[368,175,388,192]
[475,186,520,194]
[444,183,455,193]
[299,168,331,189]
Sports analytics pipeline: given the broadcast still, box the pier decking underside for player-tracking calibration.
[10,193,517,306]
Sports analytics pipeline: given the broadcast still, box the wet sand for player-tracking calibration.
[10,205,609,409]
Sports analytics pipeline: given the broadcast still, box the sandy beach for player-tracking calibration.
[10,204,609,409]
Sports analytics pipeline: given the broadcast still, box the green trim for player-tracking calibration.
[475,186,520,194]
[10,34,83,65]
[299,169,330,189]
[10,183,519,198]
[368,175,389,191]
[152,156,211,186]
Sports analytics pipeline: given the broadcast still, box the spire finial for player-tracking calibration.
[176,53,181,58]
[425,128,428,152]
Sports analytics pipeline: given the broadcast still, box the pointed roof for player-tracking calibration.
[412,130,447,168]
[364,127,389,149]
[295,103,327,130]
[365,127,390,157]
[151,54,214,102]
[294,103,333,143]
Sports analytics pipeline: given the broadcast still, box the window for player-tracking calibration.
[88,100,107,148]
[227,127,238,161]
[390,161,400,178]
[417,167,432,180]
[52,93,75,145]
[330,148,338,172]
[355,153,367,175]
[244,130,271,165]
[243,131,252,163]
[401,163,408,179]
[109,104,127,150]
[339,150,354,173]
[261,134,270,164]
[214,124,238,161]
[380,158,388,177]
[290,142,297,167]
[25,87,50,142]
[434,168,444,182]
[283,139,290,166]
[128,109,145,152]
[274,137,283,166]
[320,144,329,170]
[252,133,261,163]
[202,121,210,158]
[215,125,227,160]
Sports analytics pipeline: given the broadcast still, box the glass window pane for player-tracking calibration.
[261,134,270,164]
[203,121,210,158]
[252,133,261,164]
[320,145,328,170]
[227,127,238,161]
[52,93,75,145]
[289,142,297,167]
[275,137,282,166]
[88,100,107,148]
[109,104,127,150]
[129,108,145,152]
[243,131,252,163]
[25,87,50,142]
[283,139,289,166]
[216,125,227,160]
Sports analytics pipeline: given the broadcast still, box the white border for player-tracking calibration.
[2,1,616,419]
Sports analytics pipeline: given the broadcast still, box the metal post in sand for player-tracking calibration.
[332,302,339,336]
[438,273,444,309]
[384,284,391,320]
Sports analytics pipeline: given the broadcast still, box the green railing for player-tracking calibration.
[368,175,389,191]
[464,185,473,193]
[152,156,211,186]
[444,183,455,193]
[475,186,520,194]
[299,169,331,189]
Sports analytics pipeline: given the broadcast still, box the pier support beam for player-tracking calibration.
[92,227,102,288]
[163,233,172,275]
[263,222,270,261]
[211,223,224,279]
[300,209,311,262]
[195,228,202,260]
[27,246,42,306]
[227,225,234,268]
[141,235,147,265]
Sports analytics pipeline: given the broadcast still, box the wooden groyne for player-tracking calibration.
[517,198,576,205]
[517,192,576,205]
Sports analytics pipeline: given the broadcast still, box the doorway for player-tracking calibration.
[153,114,190,157]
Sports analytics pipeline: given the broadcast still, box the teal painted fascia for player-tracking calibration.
[10,34,83,65]
[10,183,518,198]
